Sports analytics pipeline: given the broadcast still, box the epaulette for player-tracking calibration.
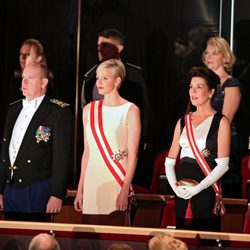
[9,99,23,106]
[84,64,98,78]
[50,99,70,108]
[126,62,142,70]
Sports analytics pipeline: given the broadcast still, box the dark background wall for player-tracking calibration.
[1,0,249,189]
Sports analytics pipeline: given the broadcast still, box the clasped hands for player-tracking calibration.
[173,184,203,200]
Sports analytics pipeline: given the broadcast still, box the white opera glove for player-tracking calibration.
[179,157,229,200]
[165,157,187,198]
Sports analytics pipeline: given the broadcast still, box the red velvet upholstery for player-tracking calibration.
[243,212,250,234]
[133,151,167,194]
[242,155,250,233]
[241,156,250,198]
[133,151,178,228]
[160,199,176,228]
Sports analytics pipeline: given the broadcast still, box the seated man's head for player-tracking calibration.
[97,29,125,62]
[28,233,60,250]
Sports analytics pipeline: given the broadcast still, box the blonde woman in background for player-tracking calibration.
[203,36,248,198]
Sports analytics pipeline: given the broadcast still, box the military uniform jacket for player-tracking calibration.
[0,96,73,200]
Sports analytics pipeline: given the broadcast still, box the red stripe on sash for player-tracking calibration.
[90,101,125,187]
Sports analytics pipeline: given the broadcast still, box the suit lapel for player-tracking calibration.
[16,96,51,160]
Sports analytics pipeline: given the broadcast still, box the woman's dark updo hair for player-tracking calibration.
[187,67,220,95]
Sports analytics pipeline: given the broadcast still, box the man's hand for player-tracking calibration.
[46,196,62,214]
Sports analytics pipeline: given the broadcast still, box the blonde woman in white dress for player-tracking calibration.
[74,59,141,226]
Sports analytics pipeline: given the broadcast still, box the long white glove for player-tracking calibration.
[179,157,229,200]
[165,157,187,198]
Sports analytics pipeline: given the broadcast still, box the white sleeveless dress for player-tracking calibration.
[83,101,133,214]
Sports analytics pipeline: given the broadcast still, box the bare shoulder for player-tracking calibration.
[128,103,140,114]
[83,103,91,113]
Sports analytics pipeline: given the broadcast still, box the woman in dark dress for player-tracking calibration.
[165,67,230,231]
[203,36,249,198]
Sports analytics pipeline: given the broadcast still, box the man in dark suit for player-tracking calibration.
[0,62,72,221]
[81,28,148,150]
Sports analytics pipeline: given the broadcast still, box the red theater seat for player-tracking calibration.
[160,199,176,228]
[133,151,167,194]
[241,155,250,198]
[133,151,177,228]
[242,155,250,233]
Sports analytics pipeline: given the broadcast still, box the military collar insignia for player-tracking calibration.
[50,99,69,108]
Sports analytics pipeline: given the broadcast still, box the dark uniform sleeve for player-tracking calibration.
[0,104,20,194]
[51,106,73,200]
[0,144,7,194]
[81,64,98,108]
[122,63,149,150]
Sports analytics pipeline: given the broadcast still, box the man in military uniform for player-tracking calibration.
[81,28,148,150]
[0,62,72,221]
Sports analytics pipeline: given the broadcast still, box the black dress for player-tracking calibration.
[175,113,223,231]
[212,77,248,198]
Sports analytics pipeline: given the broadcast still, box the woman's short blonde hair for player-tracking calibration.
[202,36,236,72]
[148,234,188,250]
[97,59,126,83]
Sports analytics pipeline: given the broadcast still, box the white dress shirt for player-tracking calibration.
[9,95,45,173]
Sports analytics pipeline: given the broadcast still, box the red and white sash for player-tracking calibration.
[90,100,125,187]
[185,113,226,216]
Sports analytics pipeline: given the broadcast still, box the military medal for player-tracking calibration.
[35,126,51,143]
[201,148,211,158]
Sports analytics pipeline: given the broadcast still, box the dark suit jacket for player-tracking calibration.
[0,96,73,200]
[81,62,149,149]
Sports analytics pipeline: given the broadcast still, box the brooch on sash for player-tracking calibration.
[111,150,127,161]
[201,148,211,158]
[35,126,51,143]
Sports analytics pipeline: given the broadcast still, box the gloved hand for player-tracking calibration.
[177,185,203,200]
[165,157,187,198]
[176,157,229,200]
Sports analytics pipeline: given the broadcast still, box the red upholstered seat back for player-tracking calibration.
[149,151,167,193]
[241,155,250,198]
